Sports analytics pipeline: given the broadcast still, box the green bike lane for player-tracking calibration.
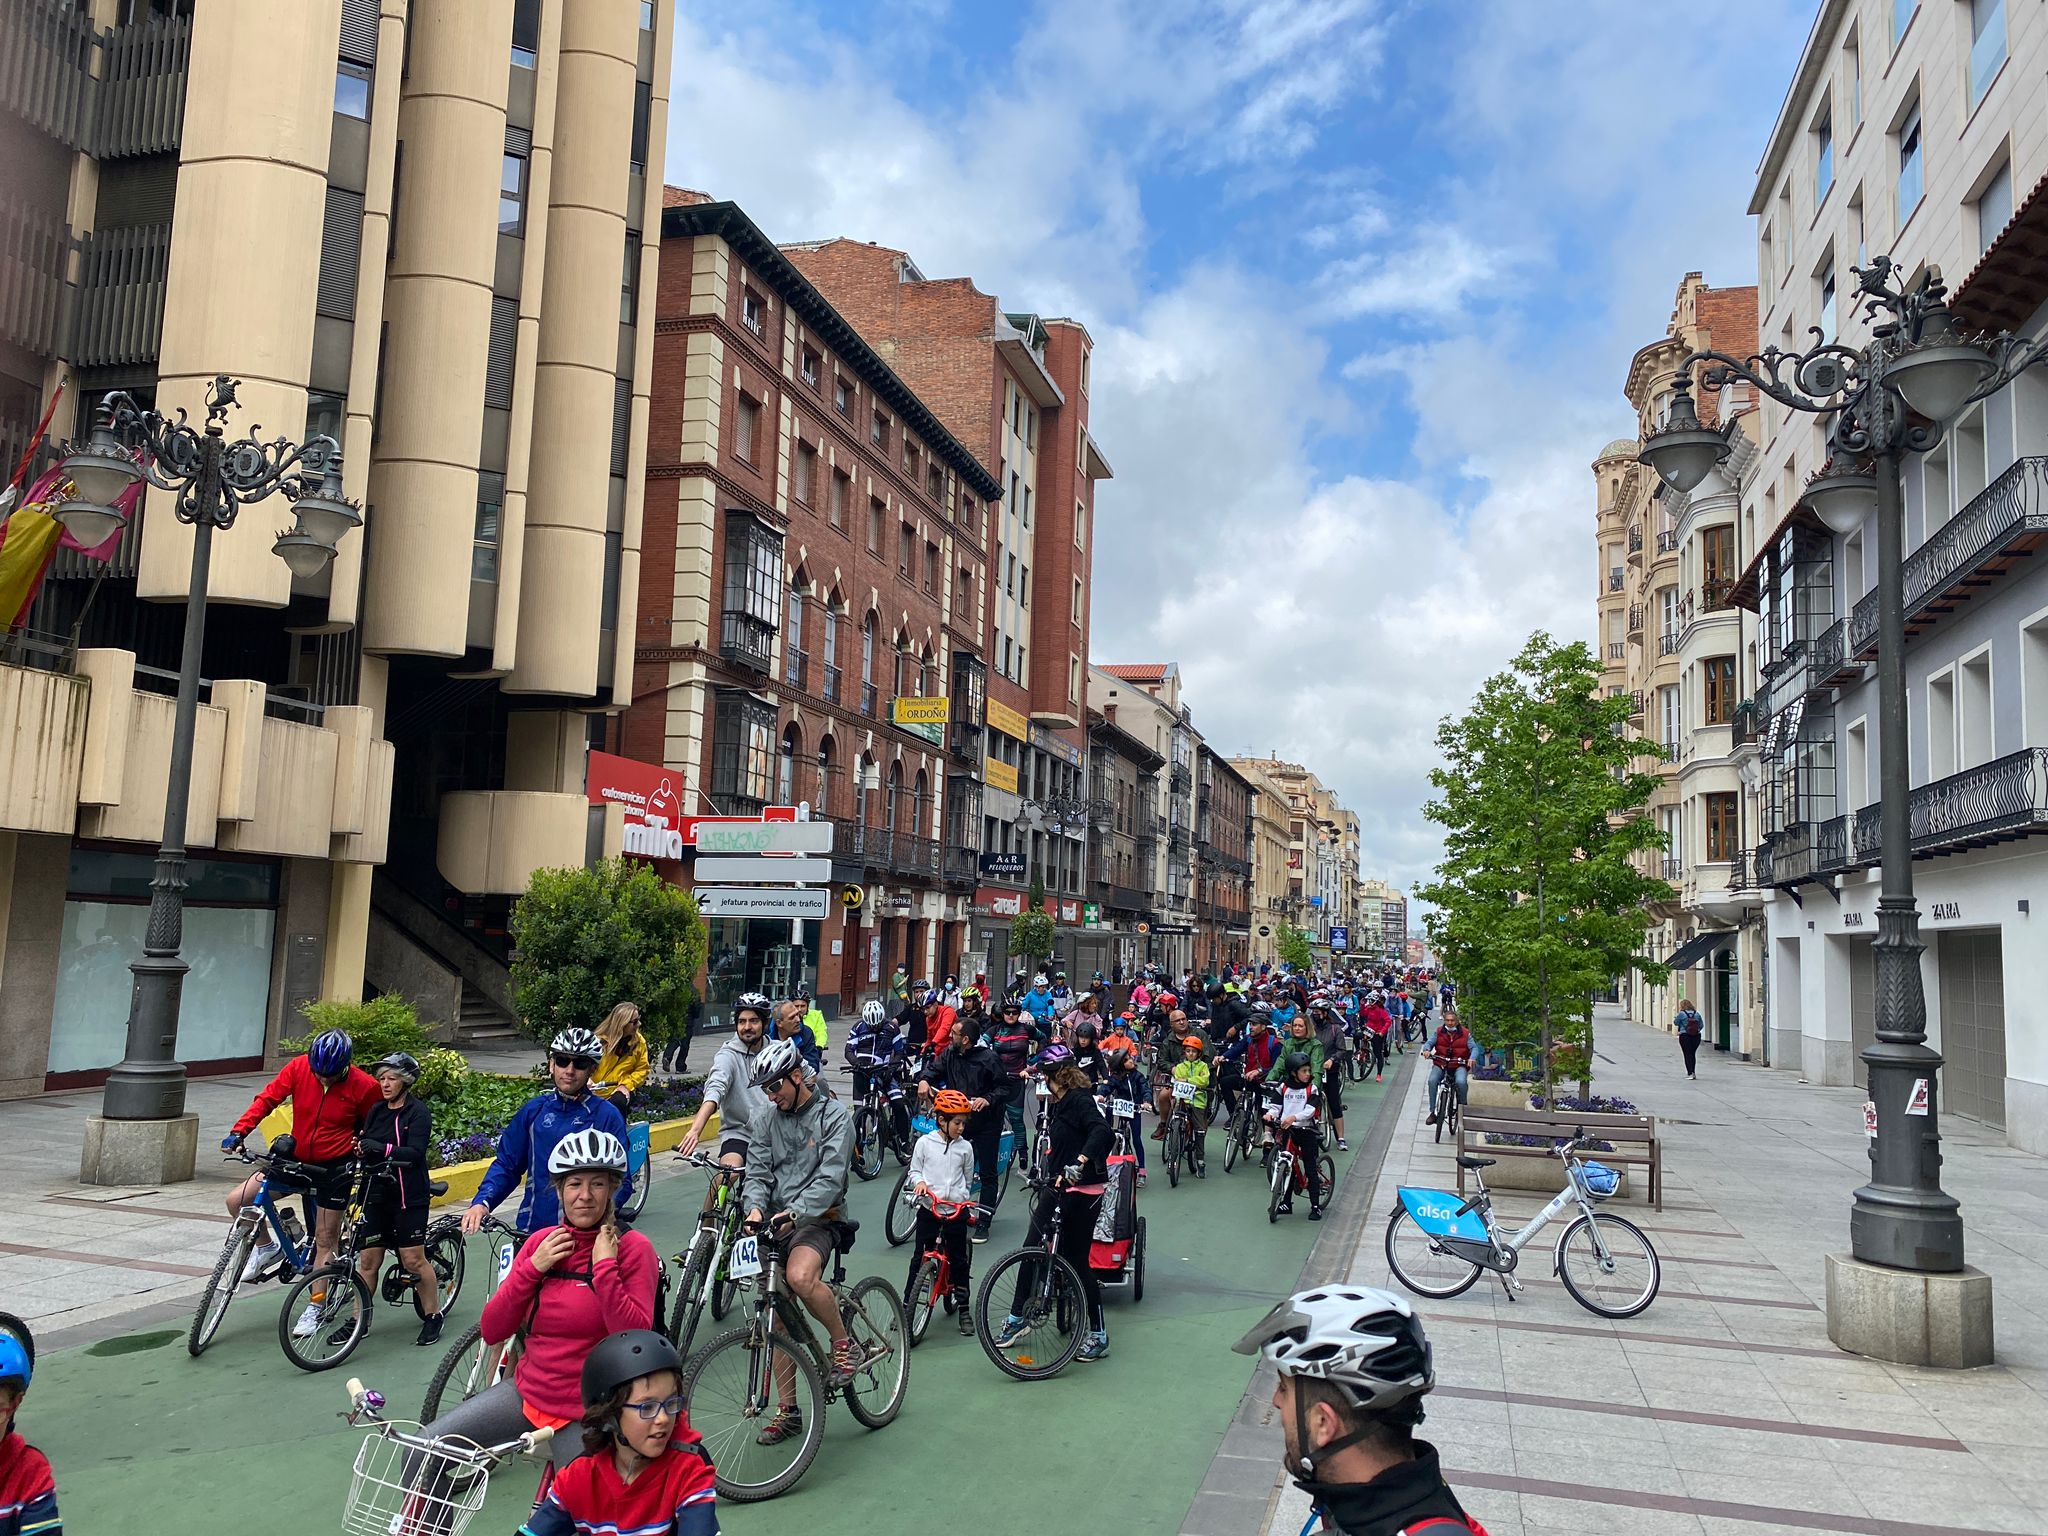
[26,1075,1387,1534]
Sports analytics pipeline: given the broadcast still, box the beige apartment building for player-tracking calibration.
[1241,758,1293,963]
[0,0,670,1096]
[1226,755,1360,956]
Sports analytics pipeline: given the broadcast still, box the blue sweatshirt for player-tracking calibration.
[470,1089,632,1233]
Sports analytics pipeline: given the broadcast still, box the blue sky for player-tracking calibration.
[664,0,1817,894]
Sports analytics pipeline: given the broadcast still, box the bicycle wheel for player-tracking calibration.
[840,1277,908,1426]
[1556,1212,1661,1318]
[1223,1115,1243,1173]
[622,1153,652,1219]
[907,1257,942,1346]
[887,1102,914,1166]
[277,1263,372,1372]
[1383,1207,1484,1299]
[667,1233,715,1358]
[1164,1117,1182,1188]
[1434,1087,1450,1143]
[711,1237,744,1322]
[1268,1152,1291,1223]
[884,1172,915,1247]
[973,1249,1087,1381]
[415,1221,466,1320]
[1320,1152,1337,1193]
[188,1220,255,1357]
[1131,1217,1146,1303]
[682,1325,824,1501]
[421,1320,517,1421]
[852,1107,882,1182]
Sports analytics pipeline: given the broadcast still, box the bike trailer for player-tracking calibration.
[1090,1153,1137,1272]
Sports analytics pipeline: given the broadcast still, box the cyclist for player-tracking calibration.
[350,1052,444,1346]
[906,1088,977,1333]
[221,1027,379,1337]
[435,1129,657,1479]
[1169,1036,1212,1175]
[462,1028,633,1237]
[1232,1287,1480,1536]
[676,992,774,1176]
[1265,1010,1324,1090]
[1311,996,1352,1152]
[919,987,958,1056]
[1268,1051,1327,1220]
[953,982,987,1041]
[0,1332,58,1536]
[1362,993,1394,1083]
[1099,1041,1148,1182]
[992,1045,1113,1363]
[741,1036,859,1434]
[846,997,907,1124]
[522,1331,716,1536]
[987,996,1039,1161]
[895,979,930,1049]
[1424,1011,1474,1127]
[775,999,822,1077]
[1068,1017,1104,1084]
[1020,973,1057,1031]
[592,1001,650,1112]
[917,1015,1007,1243]
[1218,1007,1279,1125]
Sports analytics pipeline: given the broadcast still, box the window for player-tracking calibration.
[1022,486,1032,528]
[1020,563,1029,605]
[741,286,765,338]
[1959,649,1992,770]
[1703,656,1736,725]
[1969,0,2006,107]
[512,0,538,66]
[1846,718,1869,809]
[335,61,371,119]
[640,0,654,26]
[872,410,889,449]
[1927,666,1957,780]
[1893,0,1915,43]
[867,498,883,552]
[1845,28,1861,126]
[1818,255,1837,338]
[1072,576,1083,623]
[1759,225,1775,308]
[898,521,914,577]
[1896,98,1923,223]
[822,605,840,701]
[620,233,638,324]
[474,473,502,582]
[829,469,848,529]
[833,376,850,415]
[801,346,820,387]
[924,541,938,595]
[1080,350,1090,395]
[1005,553,1016,597]
[927,464,943,502]
[1977,158,2013,254]
[860,615,877,714]
[1069,655,1082,705]
[957,565,974,615]
[1705,792,1739,862]
[1814,106,1833,206]
[733,394,758,464]
[786,585,805,686]
[1849,187,1866,268]
[499,153,527,234]
[710,689,778,808]
[2023,609,2048,746]
[1075,500,1086,551]
[903,440,919,476]
[795,442,816,504]
[719,513,784,674]
[1017,644,1028,686]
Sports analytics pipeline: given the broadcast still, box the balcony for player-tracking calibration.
[1660,854,1682,880]
[0,195,68,359]
[1606,641,1625,661]
[97,6,190,158]
[0,0,96,150]
[784,647,807,692]
[942,844,978,885]
[1658,631,1679,657]
[1169,760,1191,793]
[861,681,877,717]
[69,220,171,369]
[1627,604,1644,635]
[1106,882,1151,911]
[1810,617,1860,689]
[1656,530,1680,556]
[1847,456,2048,661]
[822,662,841,704]
[1700,576,1735,612]
[1607,567,1625,592]
[1628,689,1645,719]
[719,612,776,675]
[1731,699,1759,748]
[1627,526,1644,558]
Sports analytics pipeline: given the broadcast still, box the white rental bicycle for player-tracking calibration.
[1382,1129,1661,1318]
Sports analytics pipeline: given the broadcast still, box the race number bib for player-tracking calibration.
[1111,1098,1135,1120]
[1035,1080,1051,1098]
[728,1234,763,1279]
[1172,1079,1198,1102]
[495,1240,516,1287]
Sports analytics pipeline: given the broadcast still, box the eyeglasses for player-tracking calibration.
[624,1394,685,1421]
[552,1054,599,1069]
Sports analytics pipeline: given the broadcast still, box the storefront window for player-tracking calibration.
[705,918,822,1025]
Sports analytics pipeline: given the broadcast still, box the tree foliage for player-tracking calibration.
[1275,918,1315,972]
[1011,873,1057,968]
[1416,633,1671,1102]
[510,859,707,1049]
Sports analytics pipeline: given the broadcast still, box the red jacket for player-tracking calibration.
[482,1223,658,1422]
[523,1440,718,1536]
[1363,1004,1394,1037]
[0,1431,58,1536]
[1430,1025,1473,1069]
[231,1056,380,1162]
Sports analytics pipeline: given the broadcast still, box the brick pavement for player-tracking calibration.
[1224,1007,2048,1536]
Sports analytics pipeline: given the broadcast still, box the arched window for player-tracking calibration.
[860,614,877,714]
[918,647,934,697]
[822,597,842,704]
[885,761,902,832]
[785,577,806,688]
[816,733,836,815]
[857,752,875,827]
[778,723,801,804]
[911,768,928,833]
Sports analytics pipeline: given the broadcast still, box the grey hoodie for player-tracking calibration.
[742,1086,853,1224]
[704,1033,773,1146]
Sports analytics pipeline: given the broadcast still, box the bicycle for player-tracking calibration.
[419,1214,527,1422]
[1383,1131,1661,1318]
[1163,1078,1206,1186]
[1219,1082,1260,1173]
[277,1157,465,1372]
[665,1150,750,1359]
[1425,1052,1464,1143]
[1264,1116,1333,1224]
[887,1110,1015,1246]
[850,1066,911,1182]
[189,1143,318,1357]
[971,1168,1092,1381]
[679,1216,907,1501]
[339,1375,555,1536]
[620,1120,653,1221]
[905,1193,978,1345]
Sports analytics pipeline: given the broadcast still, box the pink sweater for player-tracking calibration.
[481,1222,657,1421]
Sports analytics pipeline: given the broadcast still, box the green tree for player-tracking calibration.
[509,858,707,1050]
[1010,872,1057,972]
[1274,918,1315,972]
[1416,632,1671,1103]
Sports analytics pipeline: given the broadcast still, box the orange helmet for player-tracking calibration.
[1101,1032,1137,1057]
[932,1089,972,1116]
[1182,1035,1205,1051]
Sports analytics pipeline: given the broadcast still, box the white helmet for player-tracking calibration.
[860,999,888,1026]
[547,1127,628,1178]
[1232,1286,1433,1412]
[549,1028,603,1062]
[749,1036,806,1089]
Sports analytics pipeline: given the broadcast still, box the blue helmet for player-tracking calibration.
[307,1029,353,1075]
[0,1331,30,1386]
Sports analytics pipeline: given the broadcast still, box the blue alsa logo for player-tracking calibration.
[1400,1186,1488,1243]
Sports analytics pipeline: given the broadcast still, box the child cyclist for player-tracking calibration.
[1099,1039,1148,1185]
[0,1331,58,1536]
[907,1089,978,1334]
[1266,1051,1327,1221]
[1169,1036,1213,1176]
[520,1330,717,1536]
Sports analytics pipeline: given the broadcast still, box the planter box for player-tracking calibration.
[1476,1142,1633,1200]
[1465,1080,1534,1110]
[427,1112,712,1207]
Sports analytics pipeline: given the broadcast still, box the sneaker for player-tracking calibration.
[1338,1138,1349,1151]
[1136,1170,1147,1187]
[1424,1113,1439,1126]
[1308,1207,1325,1222]
[241,1239,283,1282]
[416,1313,444,1347]
[1375,1074,1383,1083]
[1148,1127,1166,1141]
[291,1301,325,1340]
[971,1226,990,1245]
[826,1336,863,1386]
[955,1296,974,1336]
[325,1316,359,1348]
[756,1405,804,1446]
[993,1314,1032,1349]
[1077,1330,1110,1363]
[1276,1200,1293,1215]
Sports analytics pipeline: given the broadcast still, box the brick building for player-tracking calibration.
[622,194,1002,1022]
[778,239,1113,986]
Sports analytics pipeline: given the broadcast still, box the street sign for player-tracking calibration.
[1258,925,1272,937]
[696,887,830,919]
[839,884,865,908]
[1330,925,1349,951]
[979,851,1026,879]
[693,855,831,884]
[693,820,835,855]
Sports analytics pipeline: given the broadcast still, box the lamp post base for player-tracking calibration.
[1824,1251,1993,1368]
[79,1111,199,1187]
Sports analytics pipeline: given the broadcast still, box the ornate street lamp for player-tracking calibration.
[1639,260,2029,1362]
[56,377,360,1137]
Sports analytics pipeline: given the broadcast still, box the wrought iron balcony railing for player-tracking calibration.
[1627,526,1644,554]
[1607,566,1625,592]
[821,662,841,703]
[1627,604,1644,634]
[1606,641,1625,661]
[1657,530,1680,555]
[1658,631,1680,656]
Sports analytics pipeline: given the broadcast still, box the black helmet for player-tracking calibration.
[371,1051,420,1084]
[1205,980,1226,1001]
[581,1328,683,1412]
[1283,1051,1314,1077]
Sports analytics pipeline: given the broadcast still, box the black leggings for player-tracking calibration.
[1366,1032,1389,1075]
[1011,1188,1104,1332]
[1679,1033,1701,1074]
[965,1121,1002,1226]
[908,1206,971,1297]
[1285,1126,1325,1208]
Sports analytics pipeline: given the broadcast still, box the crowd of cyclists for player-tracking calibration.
[0,959,1477,1536]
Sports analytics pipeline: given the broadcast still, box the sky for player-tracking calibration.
[663,0,1818,897]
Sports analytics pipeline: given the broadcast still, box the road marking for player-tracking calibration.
[1434,1384,1966,1450]
[0,1240,212,1279]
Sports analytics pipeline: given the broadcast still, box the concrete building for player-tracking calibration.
[1737,0,2048,1148]
[1380,890,1408,960]
[1194,746,1253,971]
[1595,274,1764,1054]
[1241,757,1294,965]
[0,0,669,1094]
[778,238,1112,986]
[1228,756,1358,953]
[1092,663,1199,973]
[619,193,1001,1020]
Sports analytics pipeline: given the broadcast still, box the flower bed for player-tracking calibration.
[428,1072,705,1168]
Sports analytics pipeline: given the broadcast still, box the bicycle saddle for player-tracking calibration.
[1456,1156,1495,1170]
[428,1179,449,1197]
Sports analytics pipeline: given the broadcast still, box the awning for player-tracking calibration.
[1666,930,1736,970]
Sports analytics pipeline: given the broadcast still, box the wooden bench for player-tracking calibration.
[1454,1102,1663,1210]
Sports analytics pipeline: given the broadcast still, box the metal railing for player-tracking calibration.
[1752,839,1775,886]
[1700,576,1735,611]
[1727,848,1752,890]
[941,845,977,884]
[1607,567,1624,592]
[1658,631,1679,656]
[1657,530,1680,554]
[1660,855,1682,880]
[1809,617,1848,683]
[1628,689,1645,716]
[785,647,807,691]
[1627,604,1644,634]
[861,681,877,717]
[822,662,841,703]
[1732,699,1759,747]
[1606,641,1625,660]
[1627,526,1644,554]
[1848,456,2048,658]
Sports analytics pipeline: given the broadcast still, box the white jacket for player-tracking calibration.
[908,1130,976,1203]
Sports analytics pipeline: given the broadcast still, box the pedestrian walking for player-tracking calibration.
[1675,998,1704,1079]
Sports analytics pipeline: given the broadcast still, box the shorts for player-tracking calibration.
[271,1156,352,1211]
[1321,1067,1345,1118]
[719,1136,749,1162]
[787,1218,842,1264]
[360,1193,429,1250]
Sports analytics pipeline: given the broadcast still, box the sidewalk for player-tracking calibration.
[1243,1007,2048,1536]
[0,1044,537,1346]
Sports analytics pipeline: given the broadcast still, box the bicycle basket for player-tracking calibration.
[344,1423,491,1536]
[1578,1161,1621,1200]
